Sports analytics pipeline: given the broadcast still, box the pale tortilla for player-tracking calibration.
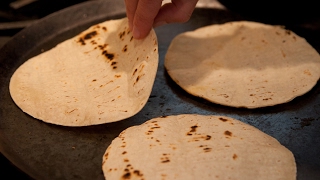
[9,18,159,126]
[102,114,296,180]
[165,21,320,108]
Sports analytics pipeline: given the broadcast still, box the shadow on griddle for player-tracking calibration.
[164,69,320,116]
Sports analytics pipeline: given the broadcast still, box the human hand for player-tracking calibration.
[125,0,199,39]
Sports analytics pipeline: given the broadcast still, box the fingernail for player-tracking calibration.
[153,21,167,28]
[132,25,140,39]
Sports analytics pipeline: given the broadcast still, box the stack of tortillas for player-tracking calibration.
[165,21,320,108]
[9,18,159,126]
[102,114,296,180]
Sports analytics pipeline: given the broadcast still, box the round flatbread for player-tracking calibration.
[165,21,320,108]
[102,114,296,180]
[9,18,158,126]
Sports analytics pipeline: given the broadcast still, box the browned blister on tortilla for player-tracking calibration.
[9,18,159,126]
[102,114,296,180]
[165,21,320,108]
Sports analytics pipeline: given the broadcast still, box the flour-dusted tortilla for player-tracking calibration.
[165,21,320,108]
[9,18,158,126]
[102,114,296,180]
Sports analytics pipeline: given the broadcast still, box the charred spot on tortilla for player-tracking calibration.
[122,172,131,179]
[263,98,272,101]
[187,125,198,135]
[101,50,115,60]
[90,40,97,45]
[161,153,171,163]
[161,159,170,163]
[122,45,128,52]
[219,117,228,122]
[224,130,232,137]
[98,44,107,50]
[133,170,142,176]
[78,31,98,45]
[190,125,198,132]
[78,38,86,45]
[233,154,238,160]
[84,31,98,40]
[205,135,211,140]
[150,126,160,129]
[133,68,137,76]
[119,30,126,40]
[146,129,154,135]
[133,76,140,85]
[285,30,291,35]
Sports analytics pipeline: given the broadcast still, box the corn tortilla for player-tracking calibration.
[102,114,296,180]
[165,21,320,108]
[9,18,159,126]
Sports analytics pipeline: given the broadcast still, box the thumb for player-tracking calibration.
[154,0,198,27]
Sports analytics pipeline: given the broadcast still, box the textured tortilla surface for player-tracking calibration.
[9,18,159,126]
[102,114,296,180]
[165,21,320,108]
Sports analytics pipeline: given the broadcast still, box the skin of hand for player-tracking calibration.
[125,0,199,39]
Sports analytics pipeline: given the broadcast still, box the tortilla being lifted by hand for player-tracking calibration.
[102,114,296,180]
[9,18,159,126]
[165,21,320,108]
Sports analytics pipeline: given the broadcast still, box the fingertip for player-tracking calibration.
[131,0,162,39]
[153,20,167,28]
[132,21,154,39]
[132,25,141,39]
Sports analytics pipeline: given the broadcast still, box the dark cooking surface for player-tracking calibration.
[0,0,89,179]
[0,0,319,179]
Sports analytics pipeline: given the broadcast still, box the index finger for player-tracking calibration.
[124,0,139,30]
[125,0,162,38]
[132,0,162,39]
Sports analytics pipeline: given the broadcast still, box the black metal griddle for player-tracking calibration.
[0,0,319,179]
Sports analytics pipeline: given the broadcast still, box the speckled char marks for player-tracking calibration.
[9,18,159,126]
[102,114,296,180]
[164,21,320,108]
